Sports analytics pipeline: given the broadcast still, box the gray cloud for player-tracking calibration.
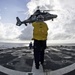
[52,33,72,40]
[18,25,33,40]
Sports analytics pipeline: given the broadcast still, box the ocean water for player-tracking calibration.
[0,42,29,49]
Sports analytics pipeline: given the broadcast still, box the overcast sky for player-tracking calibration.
[0,0,75,43]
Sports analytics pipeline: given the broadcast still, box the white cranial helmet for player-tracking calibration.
[37,15,44,21]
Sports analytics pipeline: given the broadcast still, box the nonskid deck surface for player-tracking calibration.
[0,46,75,75]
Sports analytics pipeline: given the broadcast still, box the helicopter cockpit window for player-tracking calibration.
[32,16,37,20]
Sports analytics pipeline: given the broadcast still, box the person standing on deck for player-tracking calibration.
[29,42,33,49]
[32,15,48,69]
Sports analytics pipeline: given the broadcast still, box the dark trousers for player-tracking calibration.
[33,40,46,67]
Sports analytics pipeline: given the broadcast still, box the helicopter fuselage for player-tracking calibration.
[23,12,57,22]
[16,9,57,26]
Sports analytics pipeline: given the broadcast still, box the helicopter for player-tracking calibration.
[16,6,57,26]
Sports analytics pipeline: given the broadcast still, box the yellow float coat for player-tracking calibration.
[32,22,48,40]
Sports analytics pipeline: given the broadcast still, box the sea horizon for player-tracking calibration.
[0,41,75,49]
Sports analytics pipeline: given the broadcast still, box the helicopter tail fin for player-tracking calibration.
[16,17,27,26]
[16,17,22,26]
